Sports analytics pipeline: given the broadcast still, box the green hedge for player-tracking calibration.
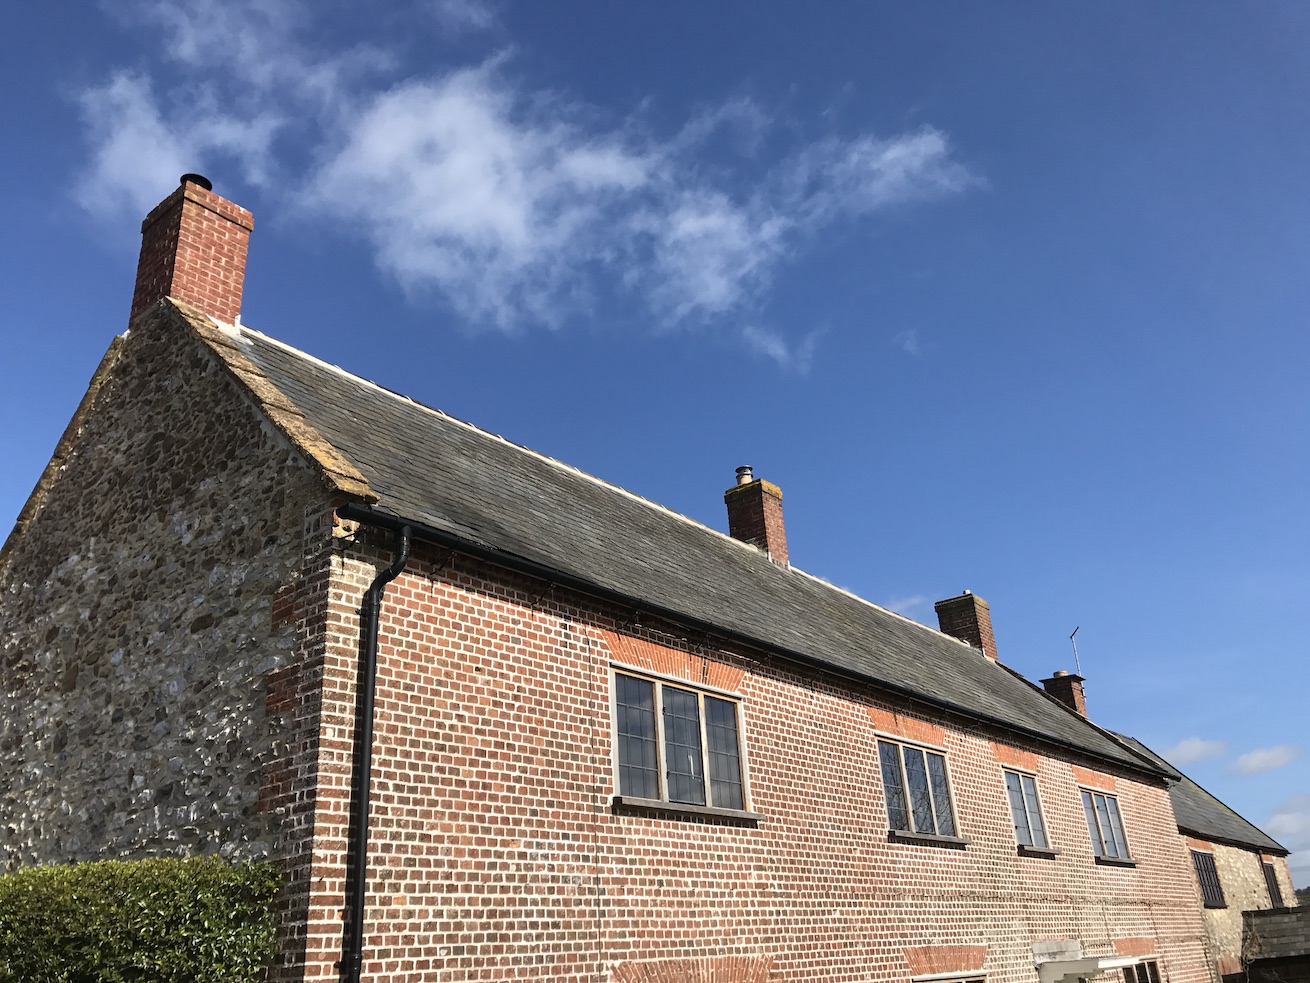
[0,856,279,983]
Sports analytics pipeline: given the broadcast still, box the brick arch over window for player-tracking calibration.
[611,955,774,983]
[601,628,745,692]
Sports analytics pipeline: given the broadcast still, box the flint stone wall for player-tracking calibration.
[0,309,325,868]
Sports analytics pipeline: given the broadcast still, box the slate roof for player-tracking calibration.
[220,308,1160,776]
[1117,735,1286,853]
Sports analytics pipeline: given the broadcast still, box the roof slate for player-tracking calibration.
[231,316,1158,775]
[1116,735,1286,853]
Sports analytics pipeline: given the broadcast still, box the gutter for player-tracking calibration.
[339,523,411,983]
[334,503,1166,784]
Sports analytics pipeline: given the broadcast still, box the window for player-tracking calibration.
[1123,962,1161,983]
[613,671,745,810]
[1080,789,1130,860]
[1263,861,1285,908]
[1192,850,1226,908]
[1004,770,1049,848]
[878,739,957,837]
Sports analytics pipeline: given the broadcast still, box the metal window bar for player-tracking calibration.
[1192,850,1226,908]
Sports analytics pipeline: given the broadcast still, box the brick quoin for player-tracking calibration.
[285,529,1215,983]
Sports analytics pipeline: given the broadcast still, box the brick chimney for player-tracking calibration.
[725,466,788,565]
[934,591,998,661]
[129,174,254,326]
[1041,670,1088,717]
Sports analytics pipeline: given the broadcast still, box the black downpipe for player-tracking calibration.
[340,524,412,983]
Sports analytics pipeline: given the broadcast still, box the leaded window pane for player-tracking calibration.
[1081,790,1101,852]
[705,695,743,810]
[1104,795,1128,858]
[1005,771,1030,844]
[903,746,935,834]
[927,752,954,836]
[879,741,909,831]
[615,674,658,799]
[1021,774,1046,848]
[662,685,705,805]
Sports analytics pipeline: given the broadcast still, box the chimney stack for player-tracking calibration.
[725,467,788,565]
[934,591,998,661]
[129,174,254,326]
[1041,670,1088,718]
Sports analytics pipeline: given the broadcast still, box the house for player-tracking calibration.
[0,175,1288,983]
[1112,736,1299,983]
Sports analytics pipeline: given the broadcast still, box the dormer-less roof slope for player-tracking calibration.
[221,312,1155,775]
[1117,735,1287,853]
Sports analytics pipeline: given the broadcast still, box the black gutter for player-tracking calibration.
[340,523,411,983]
[334,502,1166,783]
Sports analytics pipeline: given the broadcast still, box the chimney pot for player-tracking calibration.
[724,470,788,565]
[129,175,254,326]
[934,591,999,662]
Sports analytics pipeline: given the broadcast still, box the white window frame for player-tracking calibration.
[609,665,751,813]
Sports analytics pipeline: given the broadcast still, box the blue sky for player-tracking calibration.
[3,1,1308,882]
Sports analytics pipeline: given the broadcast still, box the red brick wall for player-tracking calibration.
[291,537,1213,983]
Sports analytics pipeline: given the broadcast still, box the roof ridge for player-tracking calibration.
[233,321,922,583]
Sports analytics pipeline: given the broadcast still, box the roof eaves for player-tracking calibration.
[339,501,1166,781]
[167,299,379,504]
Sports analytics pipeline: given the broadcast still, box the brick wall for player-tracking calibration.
[0,304,325,871]
[298,534,1215,983]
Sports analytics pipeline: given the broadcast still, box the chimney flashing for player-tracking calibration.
[1041,671,1088,718]
[724,470,788,566]
[934,591,999,662]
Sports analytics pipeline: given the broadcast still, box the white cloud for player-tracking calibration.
[1232,745,1299,775]
[893,328,921,356]
[79,0,977,353]
[1160,737,1227,766]
[741,326,820,374]
[76,72,279,217]
[885,594,931,618]
[428,0,497,34]
[1266,794,1310,882]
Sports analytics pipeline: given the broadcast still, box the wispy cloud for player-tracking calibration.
[428,0,497,34]
[1266,793,1310,879]
[885,594,931,618]
[893,328,921,356]
[79,0,976,353]
[1160,737,1227,767]
[1231,745,1299,775]
[741,326,821,373]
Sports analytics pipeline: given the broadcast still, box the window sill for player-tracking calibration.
[1094,854,1138,867]
[1017,844,1060,858]
[1203,901,1228,910]
[887,829,970,849]
[611,795,763,826]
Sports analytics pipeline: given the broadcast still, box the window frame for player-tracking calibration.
[1191,849,1226,908]
[1123,961,1162,983]
[1262,860,1285,908]
[609,665,756,818]
[1080,787,1134,864]
[1003,768,1053,853]
[876,735,964,844]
